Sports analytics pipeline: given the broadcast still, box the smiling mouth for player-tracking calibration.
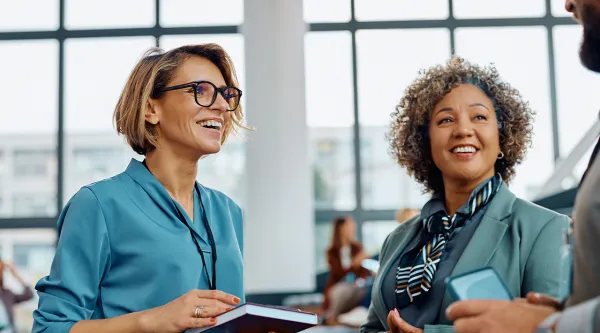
[450,146,479,154]
[197,120,222,131]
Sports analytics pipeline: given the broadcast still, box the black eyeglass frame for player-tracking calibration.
[158,80,242,111]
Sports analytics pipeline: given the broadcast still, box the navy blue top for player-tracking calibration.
[32,159,245,333]
[381,185,490,328]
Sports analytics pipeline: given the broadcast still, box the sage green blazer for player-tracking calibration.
[360,183,571,333]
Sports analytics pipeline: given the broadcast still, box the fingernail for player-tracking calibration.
[233,297,240,304]
[226,307,233,311]
[446,304,453,315]
[210,318,217,323]
[394,308,400,318]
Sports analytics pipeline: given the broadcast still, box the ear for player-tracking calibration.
[145,98,161,125]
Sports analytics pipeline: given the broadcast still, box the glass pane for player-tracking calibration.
[357,29,449,210]
[453,0,545,18]
[64,37,155,202]
[304,0,351,23]
[551,0,571,17]
[305,32,356,210]
[455,26,553,200]
[355,0,448,21]
[0,152,4,213]
[0,0,59,31]
[160,0,243,27]
[0,229,56,332]
[161,35,247,206]
[314,222,334,273]
[65,0,155,29]
[554,26,600,165]
[0,40,58,218]
[362,220,398,256]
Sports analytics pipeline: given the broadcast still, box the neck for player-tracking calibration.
[144,147,198,202]
[442,179,481,216]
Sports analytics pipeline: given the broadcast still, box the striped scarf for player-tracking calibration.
[395,175,502,307]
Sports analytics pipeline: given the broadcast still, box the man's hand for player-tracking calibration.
[446,299,557,333]
[387,309,423,333]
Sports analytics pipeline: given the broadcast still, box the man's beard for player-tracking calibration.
[580,5,600,73]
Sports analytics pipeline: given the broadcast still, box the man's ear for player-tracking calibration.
[145,99,160,125]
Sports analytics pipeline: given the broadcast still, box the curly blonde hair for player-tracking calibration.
[388,57,534,194]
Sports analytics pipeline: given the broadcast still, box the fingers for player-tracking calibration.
[194,299,234,318]
[187,317,218,328]
[446,300,506,321]
[387,311,401,333]
[453,317,481,333]
[194,290,241,306]
[526,292,561,309]
[387,309,422,333]
[391,310,423,333]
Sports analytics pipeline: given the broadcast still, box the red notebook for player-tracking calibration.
[187,302,318,333]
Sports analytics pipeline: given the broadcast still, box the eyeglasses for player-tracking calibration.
[158,80,242,111]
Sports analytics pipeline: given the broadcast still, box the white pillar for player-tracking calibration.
[242,0,314,294]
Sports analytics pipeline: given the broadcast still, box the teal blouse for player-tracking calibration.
[32,159,245,333]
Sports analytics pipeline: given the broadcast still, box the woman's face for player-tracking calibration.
[147,56,232,158]
[342,218,357,241]
[428,84,501,188]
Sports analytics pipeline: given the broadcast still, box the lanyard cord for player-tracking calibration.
[172,188,218,290]
[142,160,218,290]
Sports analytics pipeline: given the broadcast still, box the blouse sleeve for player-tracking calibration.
[32,187,111,333]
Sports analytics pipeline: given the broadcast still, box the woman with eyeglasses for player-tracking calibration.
[32,44,246,333]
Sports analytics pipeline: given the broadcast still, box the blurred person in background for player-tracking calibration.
[322,216,372,326]
[447,0,600,332]
[32,44,247,333]
[0,260,33,333]
[361,57,571,333]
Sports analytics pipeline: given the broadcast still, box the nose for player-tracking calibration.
[565,0,574,13]
[210,92,229,113]
[452,117,475,138]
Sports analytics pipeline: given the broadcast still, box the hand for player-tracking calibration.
[446,299,557,333]
[5,262,16,273]
[139,289,240,333]
[525,292,562,310]
[352,251,370,268]
[387,309,423,333]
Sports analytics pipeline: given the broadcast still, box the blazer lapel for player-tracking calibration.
[373,220,422,329]
[438,183,516,322]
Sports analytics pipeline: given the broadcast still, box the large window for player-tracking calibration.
[1,0,595,304]
[0,40,58,218]
[306,0,584,258]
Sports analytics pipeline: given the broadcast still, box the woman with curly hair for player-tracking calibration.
[360,57,571,333]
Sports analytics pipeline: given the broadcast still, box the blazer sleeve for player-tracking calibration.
[32,187,111,333]
[553,297,600,333]
[360,230,395,333]
[522,214,571,298]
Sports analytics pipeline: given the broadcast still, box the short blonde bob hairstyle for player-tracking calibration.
[114,43,245,155]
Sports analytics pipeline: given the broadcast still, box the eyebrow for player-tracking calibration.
[469,103,490,111]
[435,103,490,116]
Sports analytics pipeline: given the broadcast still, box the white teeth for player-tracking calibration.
[197,120,222,130]
[453,146,476,153]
